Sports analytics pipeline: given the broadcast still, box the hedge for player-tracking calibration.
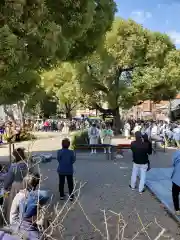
[3,130,36,143]
[71,130,89,149]
[71,130,101,149]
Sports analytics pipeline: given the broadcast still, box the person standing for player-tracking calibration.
[173,125,180,148]
[133,123,141,135]
[101,124,114,154]
[88,123,100,154]
[130,131,151,194]
[43,120,49,132]
[142,133,153,170]
[151,123,158,140]
[124,121,131,139]
[171,150,180,215]
[57,138,76,201]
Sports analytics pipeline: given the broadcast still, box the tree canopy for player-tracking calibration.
[76,18,180,130]
[0,0,116,104]
[42,63,85,119]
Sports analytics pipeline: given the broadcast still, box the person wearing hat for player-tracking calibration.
[130,131,152,194]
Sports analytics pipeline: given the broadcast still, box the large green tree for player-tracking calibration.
[42,63,85,119]
[78,18,180,132]
[0,0,116,104]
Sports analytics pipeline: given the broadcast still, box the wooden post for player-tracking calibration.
[9,142,12,163]
[9,142,15,163]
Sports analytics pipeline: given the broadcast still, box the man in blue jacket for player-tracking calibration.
[57,138,76,201]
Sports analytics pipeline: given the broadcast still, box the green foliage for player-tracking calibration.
[40,95,57,118]
[78,18,179,113]
[0,0,116,104]
[23,86,47,115]
[42,63,87,118]
[3,131,36,143]
[71,130,89,149]
[24,86,58,118]
[19,131,37,141]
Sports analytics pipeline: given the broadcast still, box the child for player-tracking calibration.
[57,138,76,201]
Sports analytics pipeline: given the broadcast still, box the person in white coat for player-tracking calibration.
[88,123,100,154]
[173,125,180,148]
[124,121,131,139]
[133,123,141,135]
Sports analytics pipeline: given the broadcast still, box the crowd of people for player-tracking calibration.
[124,120,180,147]
[1,117,180,237]
[0,147,50,239]
[33,118,90,132]
[0,118,91,144]
[123,119,180,216]
[0,137,77,239]
[86,119,180,215]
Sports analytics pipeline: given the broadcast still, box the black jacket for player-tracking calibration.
[131,140,152,165]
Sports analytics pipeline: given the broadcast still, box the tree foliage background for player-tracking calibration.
[2,1,180,126]
[74,18,180,130]
[41,18,180,127]
[0,0,116,105]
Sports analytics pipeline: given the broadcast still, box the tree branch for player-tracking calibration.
[121,63,148,72]
[91,102,115,115]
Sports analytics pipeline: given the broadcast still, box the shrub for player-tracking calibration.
[3,130,36,143]
[71,130,102,149]
[71,130,89,149]
[19,131,36,141]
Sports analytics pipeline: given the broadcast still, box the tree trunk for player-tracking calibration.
[64,102,73,120]
[65,111,72,120]
[17,101,25,127]
[3,105,15,122]
[112,108,122,135]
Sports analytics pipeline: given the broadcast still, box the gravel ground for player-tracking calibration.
[39,136,179,239]
[0,134,179,239]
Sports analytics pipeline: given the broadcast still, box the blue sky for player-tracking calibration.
[116,0,180,47]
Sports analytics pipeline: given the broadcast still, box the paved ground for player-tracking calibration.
[146,168,180,223]
[0,133,179,239]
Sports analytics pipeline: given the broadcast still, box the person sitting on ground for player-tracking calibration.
[130,131,151,194]
[57,138,76,201]
[10,173,40,225]
[1,175,49,240]
[4,148,29,222]
[4,148,38,222]
[171,150,180,215]
[0,164,8,204]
